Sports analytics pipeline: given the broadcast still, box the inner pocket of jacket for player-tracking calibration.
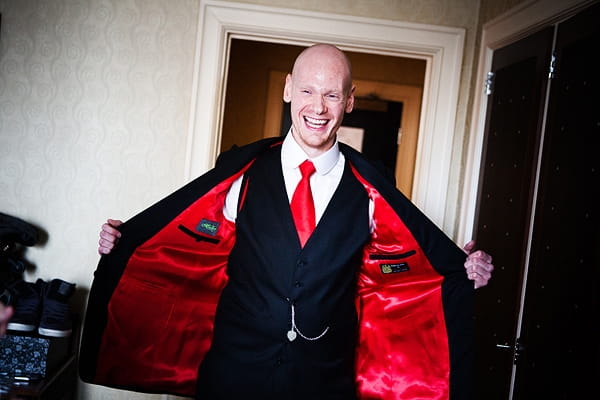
[178,224,220,244]
[369,249,416,260]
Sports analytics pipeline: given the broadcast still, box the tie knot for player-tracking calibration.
[299,160,316,178]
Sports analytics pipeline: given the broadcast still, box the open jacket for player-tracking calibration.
[79,138,473,399]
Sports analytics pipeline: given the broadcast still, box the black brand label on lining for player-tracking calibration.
[380,262,410,274]
[196,219,219,236]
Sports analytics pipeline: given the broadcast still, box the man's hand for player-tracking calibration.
[0,304,14,337]
[98,219,123,255]
[463,240,494,289]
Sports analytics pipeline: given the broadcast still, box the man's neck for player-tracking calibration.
[289,130,337,159]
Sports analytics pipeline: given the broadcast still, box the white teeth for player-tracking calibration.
[304,116,327,126]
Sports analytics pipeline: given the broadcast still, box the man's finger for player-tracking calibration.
[463,240,476,254]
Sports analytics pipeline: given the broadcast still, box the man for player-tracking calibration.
[81,44,493,399]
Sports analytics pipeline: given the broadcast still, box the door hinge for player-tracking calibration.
[548,52,556,79]
[496,338,526,365]
[485,71,495,96]
[513,337,525,364]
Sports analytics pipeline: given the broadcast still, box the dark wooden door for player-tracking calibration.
[473,2,600,399]
[472,26,554,400]
[512,3,600,398]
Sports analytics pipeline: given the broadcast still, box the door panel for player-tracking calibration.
[472,27,554,400]
[474,2,600,399]
[513,3,600,398]
[341,101,402,174]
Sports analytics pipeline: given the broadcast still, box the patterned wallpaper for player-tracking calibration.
[0,0,197,269]
[0,1,197,398]
[0,0,522,399]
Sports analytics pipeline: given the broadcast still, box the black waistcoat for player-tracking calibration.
[197,146,371,400]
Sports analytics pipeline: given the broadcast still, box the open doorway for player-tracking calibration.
[187,1,466,228]
[221,39,425,197]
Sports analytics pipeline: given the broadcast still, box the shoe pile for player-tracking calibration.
[6,278,76,338]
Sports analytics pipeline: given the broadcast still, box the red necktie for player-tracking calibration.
[291,160,316,247]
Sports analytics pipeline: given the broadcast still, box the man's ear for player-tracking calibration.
[283,74,292,103]
[345,84,356,113]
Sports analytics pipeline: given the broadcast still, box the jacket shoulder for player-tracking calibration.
[216,137,282,168]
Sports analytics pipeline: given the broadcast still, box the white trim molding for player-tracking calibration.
[186,0,465,228]
[458,0,596,244]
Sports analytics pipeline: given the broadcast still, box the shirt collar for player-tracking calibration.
[281,130,341,176]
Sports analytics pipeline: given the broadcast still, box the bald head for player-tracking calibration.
[291,44,353,94]
[283,43,355,157]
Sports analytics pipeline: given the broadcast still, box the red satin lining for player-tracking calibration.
[95,169,248,395]
[94,161,451,398]
[352,167,450,400]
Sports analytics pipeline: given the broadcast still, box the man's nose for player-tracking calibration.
[311,95,326,114]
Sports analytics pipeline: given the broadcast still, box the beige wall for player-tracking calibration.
[0,0,198,399]
[0,0,524,399]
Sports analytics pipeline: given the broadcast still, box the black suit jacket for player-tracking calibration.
[79,138,473,399]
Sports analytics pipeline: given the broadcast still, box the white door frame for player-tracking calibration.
[458,0,595,244]
[185,0,465,228]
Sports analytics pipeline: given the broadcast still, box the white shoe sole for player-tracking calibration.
[7,322,36,332]
[38,327,72,337]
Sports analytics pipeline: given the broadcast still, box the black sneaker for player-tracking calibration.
[38,279,75,338]
[6,280,43,332]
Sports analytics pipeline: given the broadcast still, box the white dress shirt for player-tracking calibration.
[224,132,373,229]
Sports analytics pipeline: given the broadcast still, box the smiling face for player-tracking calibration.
[283,44,355,158]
